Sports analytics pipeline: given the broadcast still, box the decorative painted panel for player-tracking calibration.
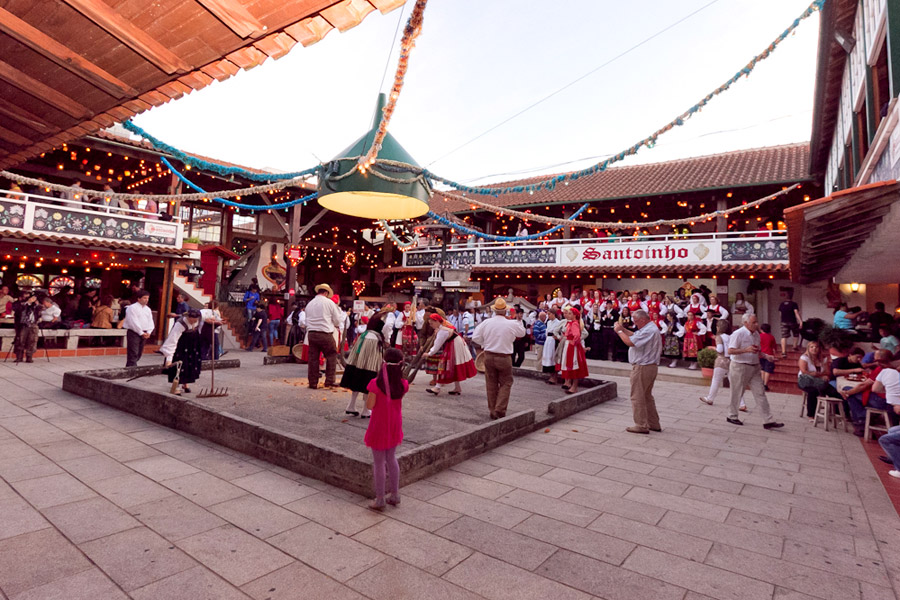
[480,247,556,265]
[0,201,26,229]
[30,207,180,246]
[721,240,788,261]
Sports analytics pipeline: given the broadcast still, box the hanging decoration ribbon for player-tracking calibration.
[417,0,825,196]
[122,120,320,182]
[161,157,319,210]
[358,0,430,173]
[442,185,799,231]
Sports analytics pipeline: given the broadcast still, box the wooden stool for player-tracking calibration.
[799,391,808,417]
[864,408,892,442]
[813,397,848,432]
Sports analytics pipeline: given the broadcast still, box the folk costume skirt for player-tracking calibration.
[340,331,383,393]
[436,335,477,384]
[558,338,589,380]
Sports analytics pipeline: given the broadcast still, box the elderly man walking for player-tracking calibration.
[305,283,345,389]
[727,314,784,429]
[472,298,526,420]
[614,309,663,434]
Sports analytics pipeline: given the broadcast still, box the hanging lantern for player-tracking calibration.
[318,94,430,220]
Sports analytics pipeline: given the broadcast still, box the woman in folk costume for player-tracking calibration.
[626,293,645,313]
[160,309,203,396]
[682,310,708,370]
[542,308,565,384]
[601,290,620,312]
[400,302,418,356]
[685,292,707,319]
[557,307,589,393]
[660,296,682,320]
[614,306,635,362]
[341,306,393,418]
[706,295,729,322]
[425,313,476,395]
[661,311,685,368]
[646,292,662,316]
[586,303,603,360]
[730,292,754,329]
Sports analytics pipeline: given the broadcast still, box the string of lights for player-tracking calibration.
[424,203,590,242]
[444,184,800,231]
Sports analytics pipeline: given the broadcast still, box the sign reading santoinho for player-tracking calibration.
[563,241,718,267]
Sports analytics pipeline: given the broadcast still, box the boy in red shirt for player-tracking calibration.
[759,323,778,391]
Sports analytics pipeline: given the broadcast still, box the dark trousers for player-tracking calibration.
[307,330,337,387]
[484,351,514,418]
[601,328,616,361]
[248,328,268,352]
[512,339,526,367]
[14,325,38,361]
[126,330,145,367]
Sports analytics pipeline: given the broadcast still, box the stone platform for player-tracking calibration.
[63,360,616,496]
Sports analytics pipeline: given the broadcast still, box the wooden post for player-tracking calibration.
[716,195,727,233]
[158,257,174,343]
[285,204,301,294]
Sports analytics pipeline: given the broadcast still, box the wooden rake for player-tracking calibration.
[197,322,228,398]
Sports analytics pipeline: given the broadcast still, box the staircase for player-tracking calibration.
[220,303,250,350]
[173,274,242,351]
[767,348,803,395]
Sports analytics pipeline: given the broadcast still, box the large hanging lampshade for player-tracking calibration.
[318,94,430,220]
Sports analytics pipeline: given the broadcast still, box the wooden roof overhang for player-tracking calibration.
[784,180,900,284]
[0,0,404,170]
[808,0,858,177]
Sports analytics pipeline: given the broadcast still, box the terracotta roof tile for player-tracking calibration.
[433,143,811,213]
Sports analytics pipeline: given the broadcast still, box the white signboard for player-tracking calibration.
[353,300,366,313]
[143,221,178,239]
[559,240,720,267]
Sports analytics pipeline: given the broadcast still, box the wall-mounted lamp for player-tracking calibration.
[850,282,860,292]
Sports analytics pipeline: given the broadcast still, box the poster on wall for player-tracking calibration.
[259,243,287,291]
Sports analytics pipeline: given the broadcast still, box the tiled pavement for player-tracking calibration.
[1,354,899,600]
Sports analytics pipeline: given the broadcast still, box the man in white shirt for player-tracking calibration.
[472,298,526,419]
[726,314,784,429]
[39,297,61,326]
[122,290,154,367]
[305,283,345,389]
[614,309,663,434]
[874,367,900,478]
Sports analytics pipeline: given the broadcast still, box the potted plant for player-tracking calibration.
[697,347,718,378]
[182,236,201,250]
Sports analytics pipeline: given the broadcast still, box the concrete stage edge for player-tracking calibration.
[63,362,617,497]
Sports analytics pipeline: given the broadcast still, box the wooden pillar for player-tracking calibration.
[716,195,727,233]
[157,258,174,343]
[285,205,301,294]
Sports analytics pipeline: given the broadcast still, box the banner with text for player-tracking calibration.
[560,240,721,267]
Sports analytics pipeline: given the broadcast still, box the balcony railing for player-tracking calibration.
[402,231,788,269]
[0,191,184,249]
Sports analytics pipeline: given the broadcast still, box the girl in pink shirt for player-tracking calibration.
[365,347,408,510]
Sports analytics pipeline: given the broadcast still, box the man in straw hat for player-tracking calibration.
[472,297,526,420]
[305,283,345,389]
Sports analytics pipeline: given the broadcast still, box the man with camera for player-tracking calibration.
[12,291,41,363]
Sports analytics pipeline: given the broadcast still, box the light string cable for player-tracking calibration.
[442,184,799,231]
[121,119,321,183]
[420,203,591,243]
[0,168,315,204]
[418,0,826,196]
[161,157,318,210]
[358,0,430,172]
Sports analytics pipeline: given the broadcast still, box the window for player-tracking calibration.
[232,214,255,233]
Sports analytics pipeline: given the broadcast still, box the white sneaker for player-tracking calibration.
[688,363,698,370]
[700,397,713,405]
[668,360,678,368]
[889,470,900,479]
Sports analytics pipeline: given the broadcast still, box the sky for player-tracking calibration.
[130,0,821,186]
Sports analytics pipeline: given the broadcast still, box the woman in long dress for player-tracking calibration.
[161,309,203,396]
[586,305,603,360]
[425,314,476,395]
[341,307,392,418]
[400,302,418,357]
[615,307,635,362]
[542,309,565,384]
[661,311,684,368]
[557,307,589,394]
[682,311,707,370]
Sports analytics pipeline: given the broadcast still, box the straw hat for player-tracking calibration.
[493,298,508,312]
[474,351,486,372]
[314,283,333,295]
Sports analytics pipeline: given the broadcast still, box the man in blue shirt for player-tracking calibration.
[243,288,260,328]
[614,309,663,434]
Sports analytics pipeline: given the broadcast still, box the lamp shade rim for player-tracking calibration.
[318,190,429,220]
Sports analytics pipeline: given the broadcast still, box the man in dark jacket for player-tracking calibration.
[13,291,42,363]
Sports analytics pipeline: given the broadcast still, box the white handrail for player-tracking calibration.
[1,190,179,222]
[408,230,787,252]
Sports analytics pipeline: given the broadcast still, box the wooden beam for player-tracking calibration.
[0,8,136,99]
[0,125,32,147]
[297,207,328,238]
[60,0,190,75]
[0,60,90,119]
[259,195,291,238]
[0,103,54,134]
[195,0,266,39]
